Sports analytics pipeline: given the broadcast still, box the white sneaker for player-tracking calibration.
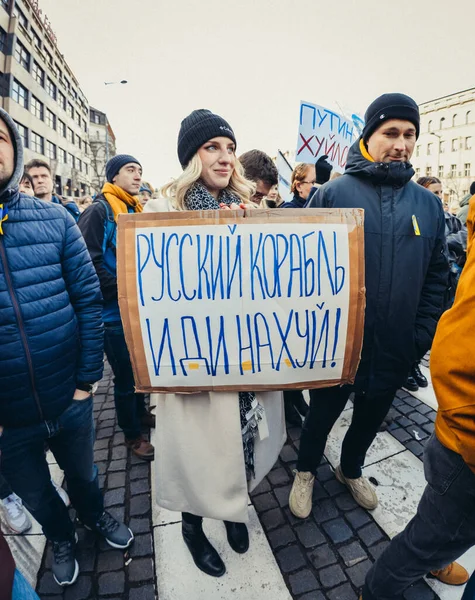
[1,493,32,534]
[51,480,70,507]
[335,465,378,510]
[289,470,315,519]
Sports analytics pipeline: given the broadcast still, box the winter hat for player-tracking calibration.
[315,154,333,185]
[362,93,420,142]
[177,109,236,168]
[106,154,141,183]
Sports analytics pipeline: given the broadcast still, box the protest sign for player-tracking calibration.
[296,101,360,169]
[117,209,365,393]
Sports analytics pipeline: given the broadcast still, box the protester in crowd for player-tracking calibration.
[283,155,333,208]
[330,171,343,181]
[0,110,134,587]
[78,196,93,213]
[289,93,449,523]
[18,171,33,196]
[155,109,286,578]
[265,184,281,208]
[239,148,278,206]
[0,528,40,600]
[361,196,475,599]
[25,159,80,222]
[139,182,154,206]
[78,155,155,461]
[457,181,475,225]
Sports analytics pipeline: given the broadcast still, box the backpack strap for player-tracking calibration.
[97,198,116,249]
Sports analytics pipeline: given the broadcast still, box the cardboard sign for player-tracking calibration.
[296,101,360,170]
[117,209,365,392]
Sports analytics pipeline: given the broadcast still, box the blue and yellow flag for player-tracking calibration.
[0,203,8,234]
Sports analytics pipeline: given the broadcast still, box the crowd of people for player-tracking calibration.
[0,91,474,600]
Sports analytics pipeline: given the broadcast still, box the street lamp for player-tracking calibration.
[103,80,128,163]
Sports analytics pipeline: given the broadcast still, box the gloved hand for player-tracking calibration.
[315,155,333,185]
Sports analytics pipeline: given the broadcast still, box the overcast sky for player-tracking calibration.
[41,0,474,188]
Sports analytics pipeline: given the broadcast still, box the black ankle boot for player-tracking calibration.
[224,521,249,554]
[404,374,419,392]
[412,363,428,388]
[182,519,225,577]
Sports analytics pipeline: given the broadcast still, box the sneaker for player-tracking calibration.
[51,479,70,507]
[86,511,134,549]
[412,363,428,388]
[429,562,469,586]
[289,470,315,519]
[335,465,378,510]
[52,536,79,586]
[1,493,32,534]
[125,436,154,461]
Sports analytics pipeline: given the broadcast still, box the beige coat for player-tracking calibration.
[154,390,286,523]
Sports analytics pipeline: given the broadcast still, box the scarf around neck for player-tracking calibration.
[102,182,143,222]
[184,181,240,211]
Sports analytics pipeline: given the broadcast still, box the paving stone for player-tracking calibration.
[98,418,115,430]
[359,522,385,547]
[64,575,92,600]
[408,425,429,440]
[267,525,296,549]
[128,557,155,582]
[130,517,152,534]
[345,507,372,530]
[76,546,96,571]
[129,533,153,557]
[426,410,437,422]
[280,444,298,463]
[403,580,436,599]
[275,544,306,573]
[130,494,150,516]
[404,395,420,407]
[405,440,425,457]
[312,499,339,523]
[112,432,125,446]
[397,403,416,416]
[130,464,150,480]
[322,517,354,544]
[94,438,109,451]
[96,461,108,475]
[260,507,285,531]
[37,571,63,594]
[395,390,410,399]
[310,544,337,568]
[369,540,390,561]
[391,427,412,443]
[97,550,124,572]
[104,487,125,507]
[253,491,279,512]
[287,426,301,441]
[273,484,292,507]
[99,408,116,421]
[326,582,358,599]
[298,593,325,600]
[112,445,128,460]
[130,478,151,496]
[346,558,372,587]
[319,564,347,588]
[335,492,359,511]
[250,477,271,495]
[108,459,127,472]
[294,521,326,548]
[128,586,156,600]
[313,480,330,501]
[98,571,125,595]
[106,505,125,523]
[289,569,320,595]
[395,415,413,428]
[408,411,429,425]
[268,467,290,485]
[107,471,126,489]
[338,541,368,567]
[324,479,347,496]
[316,463,334,482]
[98,475,106,489]
[96,426,114,439]
[415,403,433,415]
[422,421,435,435]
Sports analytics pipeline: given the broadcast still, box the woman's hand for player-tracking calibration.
[219,202,247,210]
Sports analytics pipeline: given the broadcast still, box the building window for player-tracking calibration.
[14,40,30,71]
[31,28,41,49]
[58,119,66,137]
[82,118,87,133]
[75,112,81,127]
[466,137,472,150]
[13,3,28,29]
[427,143,432,156]
[440,140,445,153]
[428,120,432,132]
[452,139,458,152]
[55,64,62,80]
[44,48,52,65]
[77,158,82,172]
[14,120,27,148]
[46,108,56,130]
[32,61,45,87]
[0,26,6,54]
[64,78,70,91]
[416,145,420,157]
[77,137,82,150]
[67,153,74,168]
[46,140,57,160]
[59,147,67,163]
[84,142,88,156]
[46,77,56,100]
[67,102,74,119]
[465,163,471,177]
[58,90,66,111]
[452,114,457,127]
[438,165,444,178]
[30,95,44,120]
[94,113,101,125]
[12,79,28,108]
[67,127,74,144]
[440,117,445,129]
[450,164,457,177]
[426,166,432,176]
[466,111,472,124]
[31,131,44,154]
[85,163,89,176]
[415,167,420,178]
[0,0,8,12]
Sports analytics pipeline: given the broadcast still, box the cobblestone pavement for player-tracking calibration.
[250,385,440,600]
[35,363,157,600]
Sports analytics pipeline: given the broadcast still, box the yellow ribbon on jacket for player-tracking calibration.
[0,203,8,235]
[101,182,143,222]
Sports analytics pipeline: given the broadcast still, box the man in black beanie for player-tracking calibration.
[290,94,450,566]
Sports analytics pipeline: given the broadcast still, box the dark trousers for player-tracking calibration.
[0,396,103,542]
[0,472,12,500]
[104,321,146,440]
[182,512,203,525]
[364,435,475,600]
[297,385,396,478]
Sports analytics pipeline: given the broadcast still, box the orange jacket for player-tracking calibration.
[432,197,475,472]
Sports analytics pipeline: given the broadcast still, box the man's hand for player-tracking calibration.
[73,388,91,400]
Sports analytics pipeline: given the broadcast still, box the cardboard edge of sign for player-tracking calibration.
[117,208,365,393]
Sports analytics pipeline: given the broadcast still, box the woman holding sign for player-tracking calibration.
[149,109,286,578]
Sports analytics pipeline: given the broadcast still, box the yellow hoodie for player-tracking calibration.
[432,197,475,472]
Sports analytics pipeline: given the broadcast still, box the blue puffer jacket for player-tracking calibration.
[307,139,449,395]
[0,109,104,428]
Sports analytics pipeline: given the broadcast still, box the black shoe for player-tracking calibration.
[85,511,134,549]
[224,521,249,554]
[404,375,419,392]
[182,519,226,577]
[52,536,79,587]
[412,363,428,388]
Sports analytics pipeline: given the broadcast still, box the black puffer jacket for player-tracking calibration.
[307,139,449,394]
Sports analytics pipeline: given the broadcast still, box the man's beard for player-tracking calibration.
[0,167,13,189]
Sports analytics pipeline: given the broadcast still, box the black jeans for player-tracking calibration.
[363,435,475,600]
[103,321,146,440]
[0,472,12,500]
[297,385,396,478]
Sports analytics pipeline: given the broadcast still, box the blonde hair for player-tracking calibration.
[291,163,314,194]
[160,154,256,211]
